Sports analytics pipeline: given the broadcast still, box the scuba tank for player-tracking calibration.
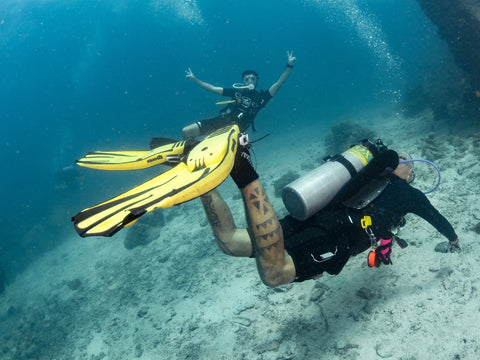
[282,140,383,221]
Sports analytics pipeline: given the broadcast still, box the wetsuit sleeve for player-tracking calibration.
[407,187,457,241]
[260,90,272,107]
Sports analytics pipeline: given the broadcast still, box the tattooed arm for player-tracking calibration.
[200,189,253,257]
[241,179,296,286]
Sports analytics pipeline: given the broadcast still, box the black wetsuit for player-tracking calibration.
[197,88,272,135]
[281,176,457,282]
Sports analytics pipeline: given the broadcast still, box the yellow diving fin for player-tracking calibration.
[72,125,240,237]
[75,140,188,171]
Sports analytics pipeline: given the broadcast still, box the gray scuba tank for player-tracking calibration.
[282,144,374,220]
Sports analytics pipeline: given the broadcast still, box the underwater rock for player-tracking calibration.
[434,241,449,253]
[255,340,281,355]
[355,287,376,300]
[134,344,143,358]
[66,278,82,291]
[199,218,209,228]
[309,287,326,302]
[137,307,148,318]
[273,171,300,197]
[417,0,480,95]
[232,316,252,327]
[375,342,394,358]
[310,282,329,302]
[400,70,475,122]
[324,121,375,154]
[92,352,106,360]
[435,266,454,279]
[474,222,480,234]
[124,222,157,250]
[334,340,359,356]
[449,135,469,153]
[421,132,445,161]
[7,305,19,316]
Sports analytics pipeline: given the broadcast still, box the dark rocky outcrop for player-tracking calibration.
[417,0,480,96]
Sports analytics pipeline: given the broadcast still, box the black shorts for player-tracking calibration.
[281,213,356,282]
[198,114,252,135]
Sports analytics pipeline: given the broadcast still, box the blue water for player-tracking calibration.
[0,0,452,275]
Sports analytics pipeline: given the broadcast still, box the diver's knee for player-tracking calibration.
[182,122,201,139]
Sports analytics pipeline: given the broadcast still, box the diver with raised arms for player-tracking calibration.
[182,51,296,139]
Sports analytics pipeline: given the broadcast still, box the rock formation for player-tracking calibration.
[417,0,480,96]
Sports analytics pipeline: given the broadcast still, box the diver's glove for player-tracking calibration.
[230,133,259,189]
[376,238,393,265]
[447,238,461,253]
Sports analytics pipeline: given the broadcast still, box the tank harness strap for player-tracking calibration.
[331,154,358,178]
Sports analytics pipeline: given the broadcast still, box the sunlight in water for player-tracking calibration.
[150,0,206,26]
[306,0,401,72]
[305,0,403,102]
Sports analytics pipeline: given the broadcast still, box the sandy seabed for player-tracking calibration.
[1,111,480,360]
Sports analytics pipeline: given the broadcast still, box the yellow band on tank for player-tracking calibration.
[344,145,373,165]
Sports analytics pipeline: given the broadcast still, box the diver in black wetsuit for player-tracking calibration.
[182,51,296,139]
[199,146,460,287]
[279,153,459,281]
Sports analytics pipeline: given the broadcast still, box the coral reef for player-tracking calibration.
[415,0,480,118]
[66,278,82,291]
[324,121,375,154]
[398,57,477,122]
[417,0,480,94]
[464,129,480,158]
[420,132,445,161]
[273,171,300,197]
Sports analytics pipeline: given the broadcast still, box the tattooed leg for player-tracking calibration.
[200,189,252,257]
[242,180,296,286]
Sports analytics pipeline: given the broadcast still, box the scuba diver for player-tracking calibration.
[182,51,296,139]
[200,140,461,286]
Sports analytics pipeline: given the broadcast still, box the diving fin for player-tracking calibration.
[72,125,240,237]
[75,140,187,171]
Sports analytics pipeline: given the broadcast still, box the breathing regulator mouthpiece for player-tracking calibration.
[233,83,254,90]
